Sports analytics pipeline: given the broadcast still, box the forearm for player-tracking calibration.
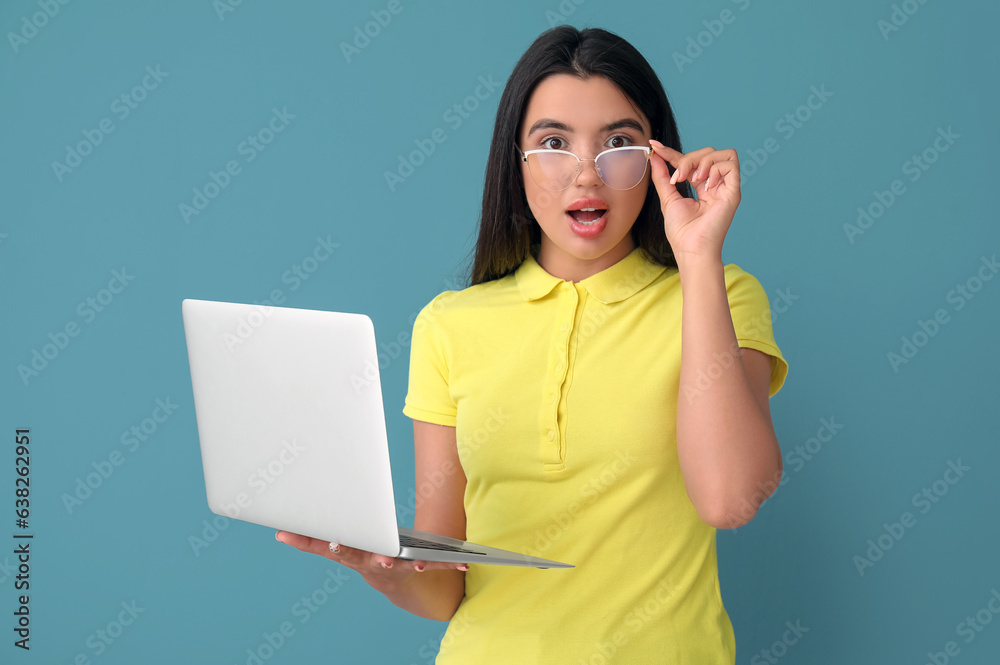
[675,254,781,526]
[381,568,465,621]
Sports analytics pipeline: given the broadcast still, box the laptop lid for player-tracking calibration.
[182,299,402,557]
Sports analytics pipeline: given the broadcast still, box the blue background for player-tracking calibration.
[3,0,998,663]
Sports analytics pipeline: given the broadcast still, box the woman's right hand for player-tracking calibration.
[273,422,468,621]
[275,530,468,595]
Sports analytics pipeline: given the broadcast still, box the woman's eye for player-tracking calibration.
[542,137,565,150]
[608,135,631,149]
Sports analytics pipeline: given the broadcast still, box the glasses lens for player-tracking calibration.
[526,151,578,191]
[596,148,649,190]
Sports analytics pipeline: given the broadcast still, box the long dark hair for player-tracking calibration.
[466,26,692,286]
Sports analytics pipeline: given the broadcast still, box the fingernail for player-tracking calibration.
[458,564,470,571]
[414,564,425,572]
[649,138,662,146]
[328,542,340,554]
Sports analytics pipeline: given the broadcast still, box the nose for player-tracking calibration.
[574,156,603,187]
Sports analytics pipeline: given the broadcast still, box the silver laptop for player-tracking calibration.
[181,299,572,569]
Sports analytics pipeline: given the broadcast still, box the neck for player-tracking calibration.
[536,237,635,282]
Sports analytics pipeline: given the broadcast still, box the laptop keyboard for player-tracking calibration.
[399,533,485,555]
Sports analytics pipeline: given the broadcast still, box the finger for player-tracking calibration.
[692,147,735,182]
[276,530,331,557]
[695,148,738,168]
[677,147,718,184]
[275,531,361,566]
[649,153,684,206]
[411,560,471,573]
[672,157,697,185]
[648,140,682,186]
[372,553,398,570]
[706,160,741,195]
[648,139,683,162]
[693,155,717,184]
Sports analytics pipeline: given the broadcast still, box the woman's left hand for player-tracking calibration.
[648,140,741,262]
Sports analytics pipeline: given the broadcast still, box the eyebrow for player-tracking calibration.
[526,118,646,137]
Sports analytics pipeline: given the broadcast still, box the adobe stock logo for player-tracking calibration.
[577,577,678,663]
[189,438,306,556]
[50,66,170,183]
[923,587,1000,665]
[76,600,145,659]
[232,568,349,665]
[739,84,833,182]
[843,126,959,244]
[178,107,296,224]
[852,459,970,576]
[528,449,637,556]
[671,0,752,73]
[543,0,588,28]
[886,254,997,373]
[877,0,933,41]
[7,0,72,54]
[61,397,179,514]
[213,0,249,22]
[750,620,809,665]
[384,74,501,192]
[339,0,414,63]
[17,267,135,386]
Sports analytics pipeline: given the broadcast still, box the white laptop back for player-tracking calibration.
[183,299,401,556]
[182,299,573,569]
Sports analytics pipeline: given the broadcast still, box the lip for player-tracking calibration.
[565,210,607,238]
[566,197,610,212]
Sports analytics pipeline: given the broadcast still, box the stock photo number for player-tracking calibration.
[13,428,33,650]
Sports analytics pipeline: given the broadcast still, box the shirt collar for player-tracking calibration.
[515,245,670,304]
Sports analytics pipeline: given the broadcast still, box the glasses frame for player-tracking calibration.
[519,145,652,192]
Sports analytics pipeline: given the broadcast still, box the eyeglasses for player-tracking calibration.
[520,145,652,192]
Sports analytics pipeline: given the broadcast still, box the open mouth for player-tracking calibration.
[567,208,607,226]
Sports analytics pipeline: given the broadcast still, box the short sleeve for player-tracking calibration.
[724,265,789,397]
[402,293,459,427]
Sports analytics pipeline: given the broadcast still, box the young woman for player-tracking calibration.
[278,25,788,663]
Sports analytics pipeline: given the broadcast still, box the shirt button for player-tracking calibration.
[547,430,555,441]
[555,363,563,372]
[560,323,568,331]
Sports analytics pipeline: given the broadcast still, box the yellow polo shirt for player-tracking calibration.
[403,245,788,664]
